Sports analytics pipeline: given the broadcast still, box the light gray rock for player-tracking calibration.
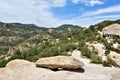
[112,72,120,80]
[102,23,120,36]
[36,56,85,69]
[6,59,35,67]
[0,59,120,80]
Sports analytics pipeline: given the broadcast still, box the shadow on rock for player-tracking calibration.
[63,68,85,73]
[51,68,85,73]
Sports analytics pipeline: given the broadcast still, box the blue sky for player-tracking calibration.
[0,0,120,27]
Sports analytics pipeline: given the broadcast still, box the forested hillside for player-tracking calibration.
[0,19,120,67]
[0,22,46,55]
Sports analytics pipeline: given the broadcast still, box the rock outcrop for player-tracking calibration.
[102,23,120,36]
[0,58,120,80]
[36,56,84,69]
[0,59,54,80]
[109,51,120,66]
[6,59,35,67]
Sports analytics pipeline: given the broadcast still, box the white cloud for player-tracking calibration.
[82,5,120,17]
[52,0,66,7]
[72,0,81,4]
[88,0,104,6]
[0,0,66,27]
[33,0,66,7]
[72,0,104,6]
[69,5,120,27]
[61,14,119,28]
[0,0,120,28]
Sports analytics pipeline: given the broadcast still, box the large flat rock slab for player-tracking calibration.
[36,56,84,69]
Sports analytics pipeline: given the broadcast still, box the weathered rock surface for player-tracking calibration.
[109,51,120,66]
[36,56,84,69]
[86,43,107,61]
[0,58,120,80]
[0,59,54,80]
[6,59,35,67]
[112,72,120,80]
[102,23,120,36]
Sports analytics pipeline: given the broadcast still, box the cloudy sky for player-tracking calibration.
[0,0,120,27]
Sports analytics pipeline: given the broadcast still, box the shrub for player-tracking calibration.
[60,51,68,56]
[107,57,120,68]
[90,54,102,64]
[15,49,21,55]
[0,59,8,67]
[102,61,111,67]
[102,57,119,67]
[80,47,92,58]
[65,43,76,52]
[103,39,120,53]
[105,49,110,55]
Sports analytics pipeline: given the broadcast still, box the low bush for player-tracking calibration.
[102,61,111,67]
[80,47,92,58]
[105,49,110,56]
[90,54,102,64]
[0,59,8,67]
[107,57,120,68]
